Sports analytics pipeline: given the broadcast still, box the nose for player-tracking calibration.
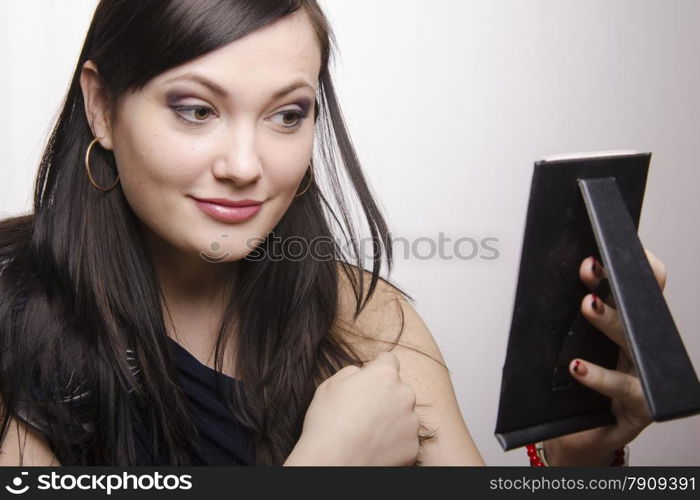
[211,125,263,186]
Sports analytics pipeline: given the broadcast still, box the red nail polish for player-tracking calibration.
[573,360,588,376]
[591,257,603,278]
[591,294,598,311]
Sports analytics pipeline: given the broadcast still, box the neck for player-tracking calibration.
[141,224,239,344]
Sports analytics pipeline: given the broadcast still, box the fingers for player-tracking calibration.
[570,358,652,426]
[579,247,666,361]
[643,248,667,291]
[568,358,653,451]
[366,352,418,415]
[329,352,400,385]
[323,352,403,393]
[333,364,361,381]
[364,351,401,373]
[579,256,607,292]
[569,358,640,404]
[580,293,632,361]
[580,248,667,297]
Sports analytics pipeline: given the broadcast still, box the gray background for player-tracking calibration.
[1,0,697,465]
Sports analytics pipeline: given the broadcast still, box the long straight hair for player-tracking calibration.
[0,0,422,465]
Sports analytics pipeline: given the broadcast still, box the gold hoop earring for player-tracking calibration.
[294,162,314,198]
[85,137,120,192]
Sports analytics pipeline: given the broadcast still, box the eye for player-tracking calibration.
[171,105,216,124]
[270,108,309,130]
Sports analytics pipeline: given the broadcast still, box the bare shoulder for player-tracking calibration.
[334,262,443,368]
[333,262,484,465]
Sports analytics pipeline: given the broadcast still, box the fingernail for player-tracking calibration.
[591,257,603,278]
[591,294,600,312]
[572,359,588,376]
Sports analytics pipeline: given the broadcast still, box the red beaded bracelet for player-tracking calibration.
[526,442,626,466]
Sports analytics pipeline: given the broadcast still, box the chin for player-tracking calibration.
[197,245,253,264]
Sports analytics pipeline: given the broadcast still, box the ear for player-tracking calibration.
[79,60,114,150]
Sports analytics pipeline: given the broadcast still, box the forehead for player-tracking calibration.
[148,9,322,94]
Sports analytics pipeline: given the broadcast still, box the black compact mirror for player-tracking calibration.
[495,151,700,451]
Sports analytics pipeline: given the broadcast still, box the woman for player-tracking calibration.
[0,0,663,466]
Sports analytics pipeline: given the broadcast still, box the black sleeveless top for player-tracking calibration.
[19,336,254,466]
[127,337,254,466]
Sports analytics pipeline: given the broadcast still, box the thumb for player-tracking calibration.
[569,358,640,404]
[364,351,401,373]
[331,364,361,382]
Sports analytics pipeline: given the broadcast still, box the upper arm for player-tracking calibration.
[0,413,61,466]
[334,267,485,466]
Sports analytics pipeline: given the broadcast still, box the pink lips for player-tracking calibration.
[192,197,263,223]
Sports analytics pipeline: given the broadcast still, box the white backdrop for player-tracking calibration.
[1,0,698,465]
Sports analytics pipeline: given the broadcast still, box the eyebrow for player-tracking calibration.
[162,73,316,99]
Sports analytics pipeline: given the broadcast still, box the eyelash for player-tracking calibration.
[170,105,310,130]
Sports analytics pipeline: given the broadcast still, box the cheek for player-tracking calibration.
[115,131,198,187]
[263,134,314,197]
[266,162,308,196]
[111,120,204,229]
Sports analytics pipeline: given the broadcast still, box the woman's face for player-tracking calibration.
[95,10,320,263]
